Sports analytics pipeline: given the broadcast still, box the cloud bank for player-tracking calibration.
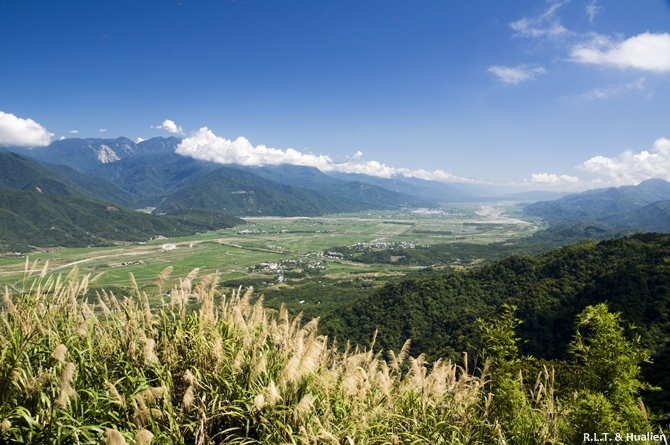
[531,173,579,184]
[0,111,53,147]
[176,127,474,183]
[577,138,670,185]
[528,138,670,190]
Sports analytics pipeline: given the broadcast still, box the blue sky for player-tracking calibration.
[1,0,669,191]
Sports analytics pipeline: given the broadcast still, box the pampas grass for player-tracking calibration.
[2,262,640,444]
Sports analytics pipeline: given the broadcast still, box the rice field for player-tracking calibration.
[0,204,540,294]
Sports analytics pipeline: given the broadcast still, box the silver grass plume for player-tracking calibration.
[105,381,126,408]
[294,393,315,420]
[133,409,162,427]
[185,267,200,282]
[135,429,154,445]
[2,286,15,314]
[151,266,173,291]
[239,286,253,312]
[266,380,281,406]
[184,369,195,386]
[51,344,67,363]
[105,429,128,445]
[182,385,195,410]
[55,362,77,407]
[143,338,158,366]
[253,393,265,410]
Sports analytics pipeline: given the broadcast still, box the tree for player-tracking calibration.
[566,303,651,440]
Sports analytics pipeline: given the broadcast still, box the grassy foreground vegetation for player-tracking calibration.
[0,263,663,444]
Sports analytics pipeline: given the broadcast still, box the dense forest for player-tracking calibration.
[321,232,670,416]
[0,190,242,251]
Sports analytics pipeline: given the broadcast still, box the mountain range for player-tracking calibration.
[525,178,670,231]
[6,136,468,213]
[3,136,670,250]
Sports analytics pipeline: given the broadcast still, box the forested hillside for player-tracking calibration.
[153,166,362,216]
[322,232,670,414]
[0,149,137,208]
[0,190,242,251]
[525,178,670,231]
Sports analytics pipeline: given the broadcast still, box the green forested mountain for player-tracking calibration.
[0,149,138,208]
[88,153,220,202]
[7,138,446,214]
[153,165,403,216]
[6,136,180,173]
[525,178,670,231]
[327,171,478,203]
[0,189,242,251]
[321,233,670,412]
[606,199,670,231]
[239,164,432,208]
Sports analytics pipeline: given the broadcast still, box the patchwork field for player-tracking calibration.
[0,203,540,307]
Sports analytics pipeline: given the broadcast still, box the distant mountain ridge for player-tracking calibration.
[9,137,670,228]
[0,148,137,208]
[8,136,182,173]
[525,179,670,232]
[326,171,477,204]
[154,166,378,216]
[238,164,433,208]
[5,137,445,216]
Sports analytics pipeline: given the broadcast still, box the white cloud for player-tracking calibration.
[176,127,335,170]
[68,130,79,134]
[531,173,580,184]
[0,111,53,147]
[577,77,646,101]
[509,2,570,39]
[99,128,108,132]
[586,0,603,23]
[488,64,546,84]
[59,136,66,141]
[136,137,145,143]
[176,127,475,183]
[153,119,185,135]
[571,32,670,72]
[577,138,670,185]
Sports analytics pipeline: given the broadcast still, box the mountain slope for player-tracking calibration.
[153,166,360,216]
[326,172,478,204]
[321,232,670,411]
[239,164,431,209]
[602,199,670,232]
[322,232,670,365]
[0,189,242,251]
[525,178,670,229]
[7,136,181,173]
[0,149,137,207]
[88,153,220,202]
